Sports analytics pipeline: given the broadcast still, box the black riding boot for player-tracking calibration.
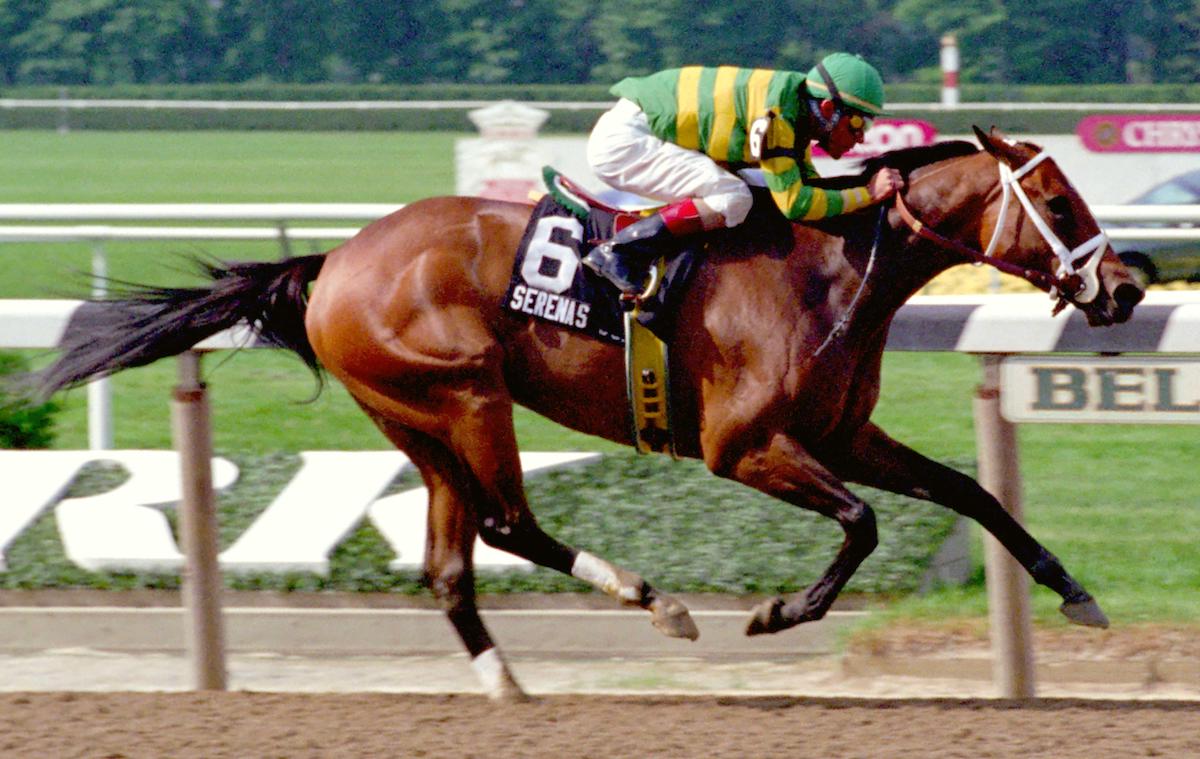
[582,213,673,295]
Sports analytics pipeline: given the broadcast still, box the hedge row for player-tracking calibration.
[6,82,1200,104]
[0,353,58,449]
[2,103,1187,135]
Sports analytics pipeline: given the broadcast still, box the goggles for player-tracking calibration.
[844,110,872,133]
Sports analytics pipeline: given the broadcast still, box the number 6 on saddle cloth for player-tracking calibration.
[502,168,699,455]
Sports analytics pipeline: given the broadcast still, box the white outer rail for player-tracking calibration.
[0,203,402,221]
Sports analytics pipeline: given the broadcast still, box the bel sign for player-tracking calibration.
[1078,114,1200,153]
[1000,356,1200,424]
[812,119,937,159]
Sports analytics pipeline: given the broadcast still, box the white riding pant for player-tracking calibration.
[586,98,754,228]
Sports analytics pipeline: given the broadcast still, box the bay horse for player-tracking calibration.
[37,127,1143,700]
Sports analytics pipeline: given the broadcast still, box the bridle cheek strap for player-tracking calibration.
[983,152,1109,304]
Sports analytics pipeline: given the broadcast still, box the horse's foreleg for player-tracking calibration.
[833,422,1108,628]
[715,434,880,636]
[449,399,699,642]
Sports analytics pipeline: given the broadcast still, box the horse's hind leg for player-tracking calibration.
[364,394,696,700]
[372,421,528,700]
[442,395,699,641]
[833,422,1108,628]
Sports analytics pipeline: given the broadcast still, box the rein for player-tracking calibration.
[893,192,1057,292]
[812,204,886,358]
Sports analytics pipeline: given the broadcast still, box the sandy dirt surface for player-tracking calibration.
[3,691,1199,758]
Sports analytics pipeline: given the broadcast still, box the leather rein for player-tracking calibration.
[893,192,1057,292]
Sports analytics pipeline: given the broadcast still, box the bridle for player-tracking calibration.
[894,149,1109,310]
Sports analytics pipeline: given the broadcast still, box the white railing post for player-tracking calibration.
[87,241,113,450]
[940,34,960,108]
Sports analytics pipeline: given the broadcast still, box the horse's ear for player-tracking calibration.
[972,125,990,148]
[973,125,1021,167]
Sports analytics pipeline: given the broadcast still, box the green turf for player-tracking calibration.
[0,130,463,203]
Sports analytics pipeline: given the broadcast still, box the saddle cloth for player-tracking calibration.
[502,168,699,346]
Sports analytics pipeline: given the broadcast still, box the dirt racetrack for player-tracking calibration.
[3,692,1198,758]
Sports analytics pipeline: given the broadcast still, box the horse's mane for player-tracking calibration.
[855,140,979,179]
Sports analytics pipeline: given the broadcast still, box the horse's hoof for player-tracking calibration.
[650,595,700,640]
[487,671,533,703]
[1060,598,1110,629]
[491,686,533,704]
[473,648,531,702]
[745,597,787,636]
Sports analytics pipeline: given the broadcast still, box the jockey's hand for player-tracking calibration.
[868,168,905,202]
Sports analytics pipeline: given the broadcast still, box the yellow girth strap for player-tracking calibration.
[625,267,675,457]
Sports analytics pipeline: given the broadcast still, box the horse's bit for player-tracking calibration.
[895,149,1109,308]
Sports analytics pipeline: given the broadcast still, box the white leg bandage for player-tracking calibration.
[571,551,642,603]
[471,648,508,696]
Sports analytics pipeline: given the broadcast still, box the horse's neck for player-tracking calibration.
[870,154,995,310]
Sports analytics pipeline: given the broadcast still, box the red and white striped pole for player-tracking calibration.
[941,34,960,107]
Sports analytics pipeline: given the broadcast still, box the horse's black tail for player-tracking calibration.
[36,254,327,398]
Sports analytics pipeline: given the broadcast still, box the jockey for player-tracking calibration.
[583,52,906,295]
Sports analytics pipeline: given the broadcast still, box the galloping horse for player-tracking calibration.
[38,127,1143,700]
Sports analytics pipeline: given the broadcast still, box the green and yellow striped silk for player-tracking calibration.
[610,66,872,221]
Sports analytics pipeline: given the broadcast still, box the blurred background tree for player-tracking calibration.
[0,0,1195,86]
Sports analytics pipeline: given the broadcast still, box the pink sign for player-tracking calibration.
[1078,114,1200,153]
[811,119,938,158]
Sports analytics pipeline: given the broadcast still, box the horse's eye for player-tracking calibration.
[1046,196,1072,219]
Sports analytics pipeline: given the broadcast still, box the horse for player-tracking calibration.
[36,126,1144,700]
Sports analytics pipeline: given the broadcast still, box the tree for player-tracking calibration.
[214,0,336,83]
[330,1,436,83]
[0,0,43,85]
[893,0,1009,83]
[100,0,218,83]
[14,0,119,84]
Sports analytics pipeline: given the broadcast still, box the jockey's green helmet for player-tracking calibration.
[805,53,886,117]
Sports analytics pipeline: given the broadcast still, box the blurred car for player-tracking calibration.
[1110,169,1200,285]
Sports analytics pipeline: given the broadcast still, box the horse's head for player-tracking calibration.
[971,126,1144,325]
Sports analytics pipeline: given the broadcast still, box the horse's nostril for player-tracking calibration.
[1114,282,1145,309]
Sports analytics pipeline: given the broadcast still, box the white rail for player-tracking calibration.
[0,225,362,242]
[0,203,402,221]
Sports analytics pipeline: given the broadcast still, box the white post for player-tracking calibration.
[88,241,112,450]
[172,351,227,691]
[974,354,1036,698]
[940,34,960,108]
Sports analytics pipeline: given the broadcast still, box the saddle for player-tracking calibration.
[502,168,700,456]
